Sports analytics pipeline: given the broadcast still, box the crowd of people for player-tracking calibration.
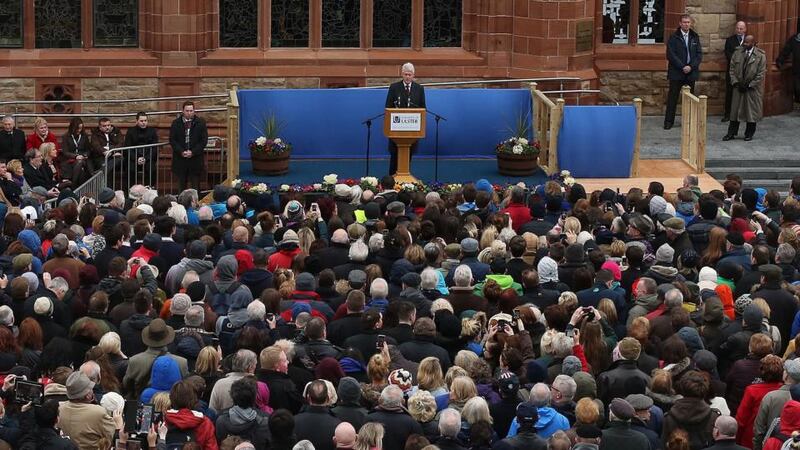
[0,167,796,450]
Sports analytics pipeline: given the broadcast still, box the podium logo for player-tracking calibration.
[393,116,401,123]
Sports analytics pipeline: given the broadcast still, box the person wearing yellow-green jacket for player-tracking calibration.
[473,273,524,297]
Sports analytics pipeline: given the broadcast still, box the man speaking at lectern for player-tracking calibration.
[385,62,426,175]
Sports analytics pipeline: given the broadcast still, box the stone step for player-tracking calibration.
[705,159,800,169]
[706,167,800,180]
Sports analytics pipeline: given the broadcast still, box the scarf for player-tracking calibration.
[229,405,258,425]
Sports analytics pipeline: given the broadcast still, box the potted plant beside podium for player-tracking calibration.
[496,113,540,176]
[250,113,292,176]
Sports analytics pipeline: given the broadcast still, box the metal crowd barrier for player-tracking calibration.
[102,137,226,195]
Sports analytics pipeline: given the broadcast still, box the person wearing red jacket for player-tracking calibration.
[268,229,302,272]
[164,379,219,450]
[736,355,785,448]
[762,398,800,450]
[500,186,532,233]
[25,117,59,152]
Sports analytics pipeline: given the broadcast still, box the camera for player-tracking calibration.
[583,307,595,321]
[266,313,275,321]
[14,379,43,405]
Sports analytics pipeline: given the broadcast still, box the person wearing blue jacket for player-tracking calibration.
[505,383,570,439]
[140,354,182,404]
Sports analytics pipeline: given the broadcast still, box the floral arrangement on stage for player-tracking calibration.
[232,175,523,197]
[495,136,541,156]
[550,169,576,187]
[249,113,292,156]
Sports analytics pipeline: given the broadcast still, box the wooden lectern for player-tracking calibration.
[384,108,426,183]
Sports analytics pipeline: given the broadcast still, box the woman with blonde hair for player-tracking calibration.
[460,396,496,443]
[454,350,480,371]
[39,142,60,183]
[27,116,58,152]
[446,376,478,412]
[354,422,385,450]
[98,331,128,381]
[407,390,439,438]
[752,297,782,353]
[192,346,222,403]
[361,353,390,409]
[417,357,447,397]
[563,216,581,236]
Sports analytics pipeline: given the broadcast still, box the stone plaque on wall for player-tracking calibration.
[576,19,594,52]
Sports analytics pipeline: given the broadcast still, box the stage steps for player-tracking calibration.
[705,158,800,197]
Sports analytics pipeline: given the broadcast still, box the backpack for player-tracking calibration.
[209,281,242,316]
[218,317,246,356]
[164,424,196,450]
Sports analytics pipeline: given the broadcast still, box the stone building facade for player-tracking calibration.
[0,0,797,134]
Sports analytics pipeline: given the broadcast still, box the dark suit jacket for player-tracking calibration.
[0,129,26,161]
[725,34,745,64]
[666,28,703,82]
[169,116,208,173]
[385,81,426,109]
[22,162,56,189]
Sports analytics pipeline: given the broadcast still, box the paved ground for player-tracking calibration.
[640,109,800,160]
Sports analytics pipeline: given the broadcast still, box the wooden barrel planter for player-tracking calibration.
[251,151,290,176]
[496,153,539,176]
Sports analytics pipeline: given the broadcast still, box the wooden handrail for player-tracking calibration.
[680,86,708,174]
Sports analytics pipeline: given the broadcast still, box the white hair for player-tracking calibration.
[498,227,517,244]
[349,240,369,263]
[370,278,389,299]
[167,202,188,225]
[368,233,384,253]
[664,289,684,308]
[550,332,574,358]
[431,298,453,315]
[114,190,125,208]
[453,265,473,287]
[438,408,461,437]
[141,188,158,205]
[420,268,438,290]
[99,332,126,358]
[401,62,415,74]
[49,277,69,294]
[552,374,577,401]
[247,300,266,321]
[198,205,213,220]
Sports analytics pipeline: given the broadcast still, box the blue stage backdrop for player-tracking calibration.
[556,105,637,178]
[238,88,532,159]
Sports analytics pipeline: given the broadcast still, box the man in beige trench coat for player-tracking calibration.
[724,35,767,141]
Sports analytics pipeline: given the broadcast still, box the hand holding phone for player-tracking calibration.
[375,334,386,350]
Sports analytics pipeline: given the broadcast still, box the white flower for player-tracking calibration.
[273,138,282,144]
[518,137,529,145]
[250,183,268,193]
[312,183,322,190]
[564,176,576,186]
[402,183,416,191]
[561,170,571,177]
[516,182,526,189]
[512,144,524,154]
[255,136,267,146]
[280,184,290,192]
[323,174,338,185]
[231,179,241,187]
[361,176,378,187]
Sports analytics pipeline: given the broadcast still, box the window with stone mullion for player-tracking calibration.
[94,0,139,47]
[0,0,24,48]
[601,0,664,45]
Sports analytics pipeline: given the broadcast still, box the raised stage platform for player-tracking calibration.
[238,157,722,192]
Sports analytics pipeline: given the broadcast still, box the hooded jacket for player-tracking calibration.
[141,355,182,404]
[164,408,219,450]
[506,406,570,439]
[473,274,523,297]
[239,268,273,299]
[214,407,271,450]
[165,257,214,296]
[762,400,800,450]
[736,381,784,448]
[119,313,152,356]
[627,293,660,327]
[662,397,719,450]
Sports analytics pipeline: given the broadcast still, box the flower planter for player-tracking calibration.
[496,152,539,176]
[251,151,290,176]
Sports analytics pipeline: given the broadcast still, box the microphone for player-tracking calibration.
[395,96,400,108]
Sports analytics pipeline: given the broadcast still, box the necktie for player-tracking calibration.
[739,36,743,46]
[684,34,690,64]
[742,51,750,78]
[406,84,411,96]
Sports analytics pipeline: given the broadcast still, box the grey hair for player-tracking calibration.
[684,174,699,187]
[2,116,14,124]
[379,384,404,409]
[141,188,158,205]
[80,360,101,383]
[550,332,574,358]
[247,300,266,321]
[453,265,473,287]
[349,240,369,262]
[167,203,188,225]
[498,227,517,244]
[664,288,684,308]
[715,415,738,438]
[185,305,205,327]
[292,441,315,450]
[431,298,453,315]
[401,62,415,74]
[198,205,213,220]
[420,268,438,290]
[552,375,577,401]
[368,233,384,253]
[178,189,198,206]
[777,243,796,264]
[530,383,552,407]
[181,270,199,289]
[461,397,493,425]
[274,339,297,360]
[231,349,257,373]
[438,408,461,437]
[114,190,125,208]
[49,277,69,294]
[370,278,389,299]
